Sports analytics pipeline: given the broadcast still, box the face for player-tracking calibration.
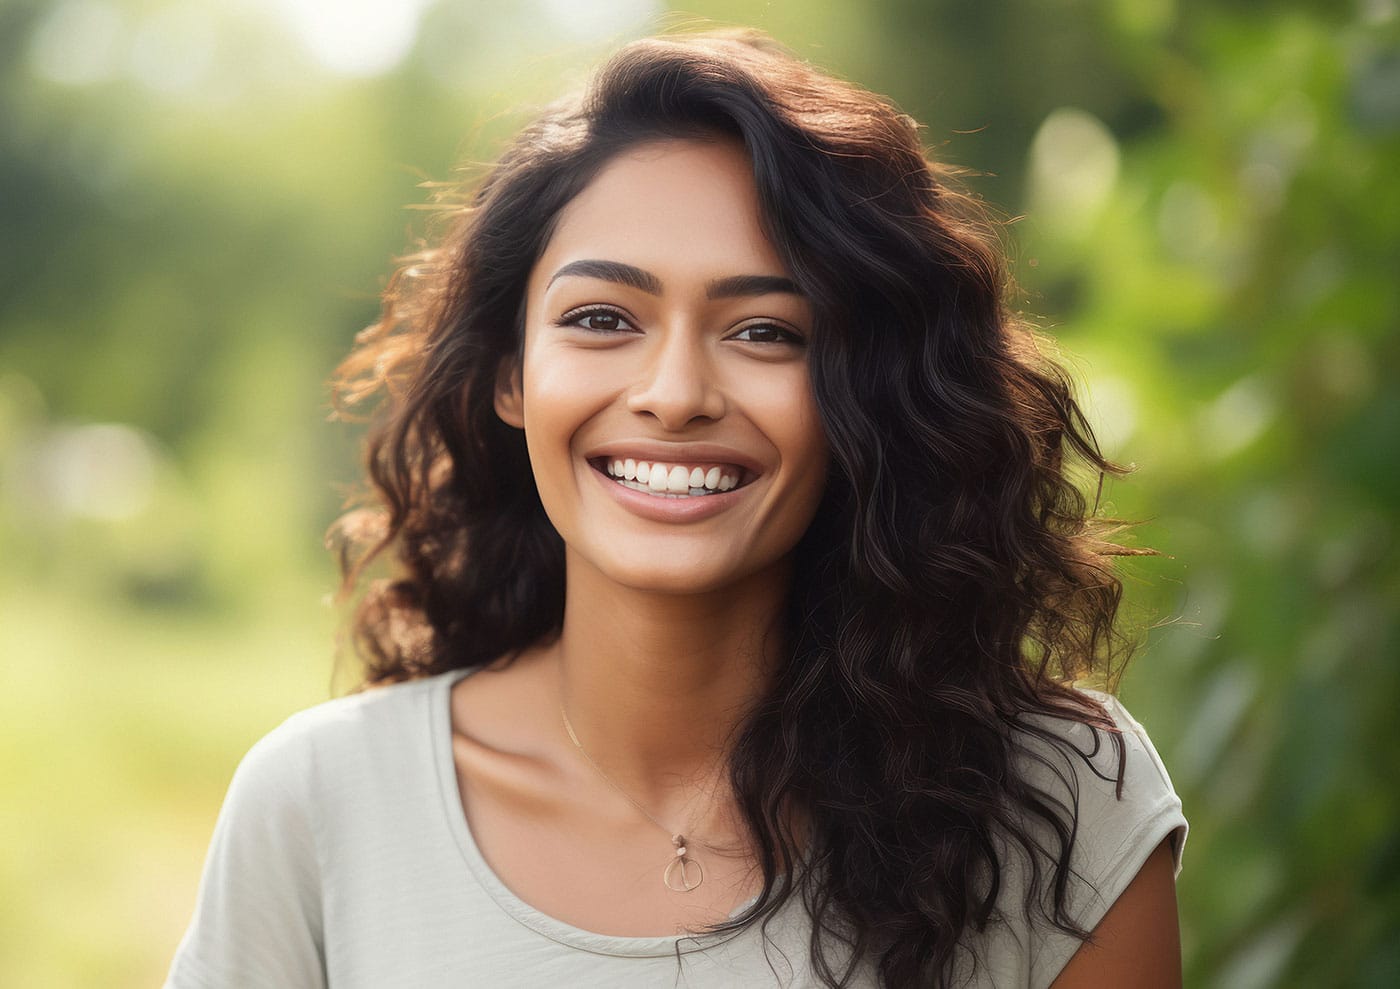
[495,138,829,596]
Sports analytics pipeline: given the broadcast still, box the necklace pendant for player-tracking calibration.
[561,707,710,894]
[664,851,704,892]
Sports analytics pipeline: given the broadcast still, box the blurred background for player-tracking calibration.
[1,0,1396,985]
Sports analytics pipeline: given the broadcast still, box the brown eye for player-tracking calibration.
[732,322,804,345]
[581,312,621,331]
[558,306,636,333]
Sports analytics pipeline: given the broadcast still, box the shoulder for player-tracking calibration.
[219,670,466,831]
[1075,689,1187,874]
[1008,689,1187,887]
[240,671,461,772]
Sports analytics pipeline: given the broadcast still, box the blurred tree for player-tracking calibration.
[1006,3,1400,986]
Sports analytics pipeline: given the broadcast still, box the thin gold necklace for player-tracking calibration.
[560,704,705,892]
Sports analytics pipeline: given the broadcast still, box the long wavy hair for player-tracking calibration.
[331,29,1144,988]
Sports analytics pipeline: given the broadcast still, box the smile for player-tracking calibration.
[592,458,746,498]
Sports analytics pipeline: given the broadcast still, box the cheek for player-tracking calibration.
[738,369,829,519]
[518,348,616,483]
[754,368,827,468]
[783,391,830,513]
[524,333,630,402]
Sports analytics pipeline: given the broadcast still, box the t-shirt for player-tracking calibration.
[165,669,1186,988]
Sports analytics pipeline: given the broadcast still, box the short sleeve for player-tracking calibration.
[1022,691,1188,986]
[165,716,328,989]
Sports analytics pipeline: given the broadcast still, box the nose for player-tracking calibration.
[625,331,726,430]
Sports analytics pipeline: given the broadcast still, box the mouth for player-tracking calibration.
[588,457,753,499]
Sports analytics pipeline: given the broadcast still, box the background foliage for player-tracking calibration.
[2,1,1396,985]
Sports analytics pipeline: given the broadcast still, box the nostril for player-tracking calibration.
[625,374,726,425]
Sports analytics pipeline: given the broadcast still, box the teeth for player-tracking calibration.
[600,458,742,497]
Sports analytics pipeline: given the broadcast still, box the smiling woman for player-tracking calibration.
[166,29,1186,989]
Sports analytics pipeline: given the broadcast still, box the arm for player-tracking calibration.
[1050,838,1182,988]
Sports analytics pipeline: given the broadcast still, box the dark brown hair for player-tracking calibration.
[332,29,1141,987]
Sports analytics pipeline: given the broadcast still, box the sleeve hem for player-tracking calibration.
[1032,803,1187,989]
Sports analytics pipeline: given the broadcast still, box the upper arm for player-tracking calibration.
[1049,837,1182,989]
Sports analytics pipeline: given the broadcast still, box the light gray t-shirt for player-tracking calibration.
[166,670,1186,988]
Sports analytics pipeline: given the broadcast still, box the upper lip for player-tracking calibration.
[583,440,764,476]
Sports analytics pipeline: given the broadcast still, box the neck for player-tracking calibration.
[552,549,790,814]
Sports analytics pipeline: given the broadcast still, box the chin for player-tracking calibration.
[595,560,746,597]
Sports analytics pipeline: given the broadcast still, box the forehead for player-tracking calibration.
[531,138,791,289]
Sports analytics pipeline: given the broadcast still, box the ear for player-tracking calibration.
[493,357,525,429]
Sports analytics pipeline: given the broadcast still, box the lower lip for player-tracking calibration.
[589,464,750,523]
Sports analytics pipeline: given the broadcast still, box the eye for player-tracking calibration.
[557,305,636,334]
[730,322,805,345]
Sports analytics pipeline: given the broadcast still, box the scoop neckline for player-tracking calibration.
[427,667,755,958]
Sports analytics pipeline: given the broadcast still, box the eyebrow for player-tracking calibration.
[548,259,801,299]
[549,259,661,295]
[706,274,802,299]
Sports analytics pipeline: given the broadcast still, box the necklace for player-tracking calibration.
[560,704,705,892]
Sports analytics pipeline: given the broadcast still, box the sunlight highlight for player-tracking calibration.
[1027,107,1121,238]
[263,0,434,77]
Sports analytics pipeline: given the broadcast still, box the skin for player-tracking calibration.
[449,137,1182,982]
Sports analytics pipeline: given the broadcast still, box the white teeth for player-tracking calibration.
[599,458,742,497]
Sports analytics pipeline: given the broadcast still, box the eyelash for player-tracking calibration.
[731,323,805,345]
[555,306,806,345]
[555,305,635,334]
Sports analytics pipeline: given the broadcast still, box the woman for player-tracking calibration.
[168,29,1186,988]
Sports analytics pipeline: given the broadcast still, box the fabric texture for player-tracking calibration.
[166,670,1186,988]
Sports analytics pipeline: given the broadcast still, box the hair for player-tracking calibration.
[331,28,1147,988]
